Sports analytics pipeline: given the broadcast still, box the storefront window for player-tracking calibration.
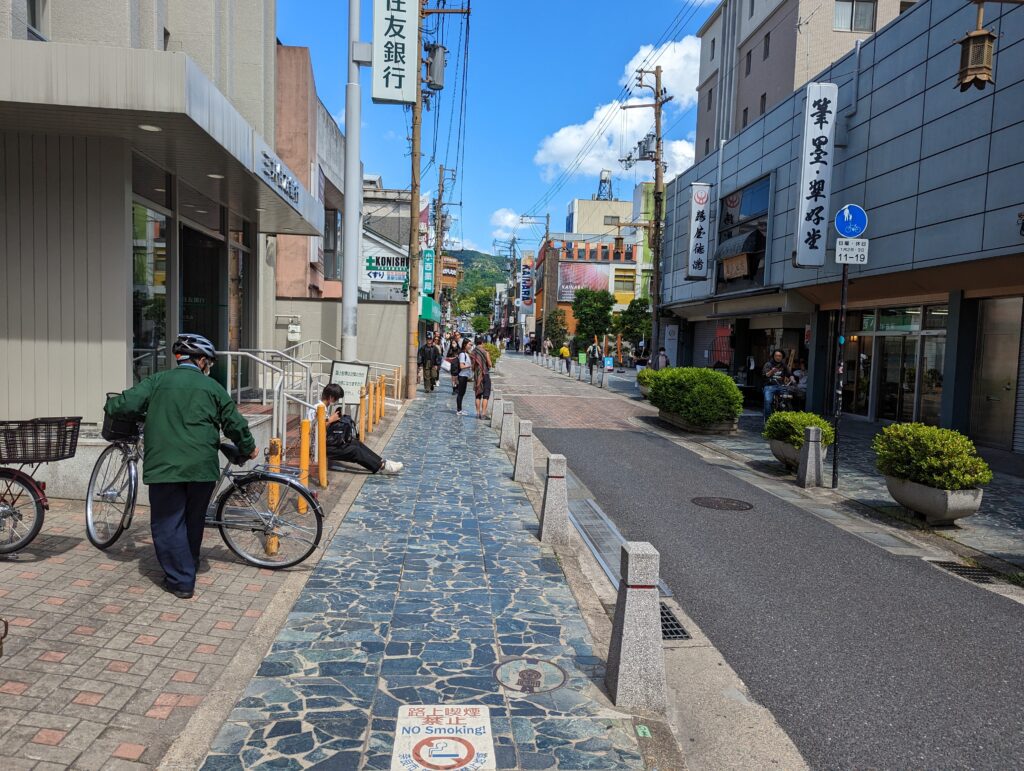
[878,306,921,332]
[919,337,945,426]
[924,305,949,330]
[717,176,769,293]
[323,209,341,280]
[132,203,168,382]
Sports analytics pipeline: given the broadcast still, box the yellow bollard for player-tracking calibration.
[266,438,282,556]
[368,379,376,433]
[298,418,310,513]
[359,386,367,441]
[380,376,386,418]
[316,403,328,488]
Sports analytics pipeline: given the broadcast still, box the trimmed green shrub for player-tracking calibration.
[481,342,501,364]
[872,423,992,491]
[762,411,835,449]
[649,367,742,427]
[636,367,659,387]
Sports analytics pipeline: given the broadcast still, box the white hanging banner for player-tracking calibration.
[794,82,839,267]
[372,0,417,105]
[684,182,712,280]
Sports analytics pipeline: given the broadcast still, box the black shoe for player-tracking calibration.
[161,579,194,600]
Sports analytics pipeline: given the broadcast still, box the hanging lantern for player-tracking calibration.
[956,2,996,91]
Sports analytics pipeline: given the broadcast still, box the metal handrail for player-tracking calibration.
[242,348,315,404]
[283,339,342,363]
[216,351,285,439]
[282,392,319,462]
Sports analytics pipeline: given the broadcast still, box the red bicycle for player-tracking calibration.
[0,417,81,554]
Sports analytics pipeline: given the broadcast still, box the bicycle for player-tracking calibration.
[0,417,82,554]
[86,413,323,569]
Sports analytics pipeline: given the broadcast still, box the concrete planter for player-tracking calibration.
[639,385,650,398]
[769,439,829,471]
[658,409,738,435]
[884,475,984,526]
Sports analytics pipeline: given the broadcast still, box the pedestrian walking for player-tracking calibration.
[587,338,601,379]
[651,346,670,370]
[417,332,442,393]
[559,342,571,374]
[311,384,403,474]
[472,335,493,419]
[447,331,464,394]
[455,339,474,415]
[104,333,258,600]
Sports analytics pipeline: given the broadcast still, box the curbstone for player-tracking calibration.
[605,541,667,714]
[513,420,535,483]
[539,455,572,549]
[797,426,824,488]
[499,402,516,450]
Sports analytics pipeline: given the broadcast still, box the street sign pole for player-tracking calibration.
[832,262,848,489]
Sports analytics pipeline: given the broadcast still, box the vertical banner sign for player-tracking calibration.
[794,82,839,267]
[421,248,435,295]
[521,256,533,307]
[372,0,416,105]
[684,183,712,280]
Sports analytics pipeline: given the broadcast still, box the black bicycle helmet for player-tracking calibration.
[172,333,217,363]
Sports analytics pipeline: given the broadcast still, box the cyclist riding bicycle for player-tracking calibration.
[104,333,258,599]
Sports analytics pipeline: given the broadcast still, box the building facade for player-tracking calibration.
[0,0,321,425]
[663,0,1024,451]
[695,0,908,161]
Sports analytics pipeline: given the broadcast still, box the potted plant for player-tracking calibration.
[762,412,835,470]
[636,366,658,398]
[649,367,742,434]
[871,423,993,525]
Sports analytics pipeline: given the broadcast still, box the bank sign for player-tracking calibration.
[372,0,416,104]
[794,82,839,268]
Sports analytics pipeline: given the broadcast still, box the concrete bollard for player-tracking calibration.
[539,455,572,549]
[605,542,667,713]
[491,396,505,431]
[487,391,500,419]
[797,425,825,488]
[499,403,516,451]
[513,420,535,483]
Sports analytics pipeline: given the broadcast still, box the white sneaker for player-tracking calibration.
[381,460,403,474]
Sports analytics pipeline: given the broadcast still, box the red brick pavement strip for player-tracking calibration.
[0,498,295,768]
[495,356,656,430]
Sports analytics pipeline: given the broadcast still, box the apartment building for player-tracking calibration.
[695,0,908,160]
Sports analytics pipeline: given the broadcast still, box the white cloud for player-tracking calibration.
[490,207,519,240]
[534,37,702,182]
[448,236,479,251]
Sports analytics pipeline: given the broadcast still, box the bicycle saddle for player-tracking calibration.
[219,442,248,466]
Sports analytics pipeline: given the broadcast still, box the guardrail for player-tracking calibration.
[217,350,285,439]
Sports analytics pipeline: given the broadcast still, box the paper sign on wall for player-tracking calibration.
[794,82,839,268]
[684,182,711,280]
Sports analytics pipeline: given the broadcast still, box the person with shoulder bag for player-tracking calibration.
[471,336,493,419]
[310,385,403,474]
[455,339,474,415]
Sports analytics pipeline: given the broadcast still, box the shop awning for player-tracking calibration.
[714,229,765,261]
[0,39,322,236]
[419,295,442,323]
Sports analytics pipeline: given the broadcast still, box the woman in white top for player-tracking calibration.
[455,339,474,415]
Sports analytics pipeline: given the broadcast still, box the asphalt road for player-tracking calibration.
[536,425,1024,770]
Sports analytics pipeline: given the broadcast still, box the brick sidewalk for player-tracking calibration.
[0,415,398,770]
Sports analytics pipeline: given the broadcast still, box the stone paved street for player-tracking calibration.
[202,390,645,770]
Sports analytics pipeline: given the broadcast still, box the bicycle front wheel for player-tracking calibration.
[85,443,137,549]
[215,473,323,569]
[0,469,45,554]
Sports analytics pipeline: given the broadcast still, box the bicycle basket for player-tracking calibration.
[101,411,142,442]
[0,417,82,464]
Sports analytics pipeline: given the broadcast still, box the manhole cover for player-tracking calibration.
[494,658,566,694]
[691,497,753,511]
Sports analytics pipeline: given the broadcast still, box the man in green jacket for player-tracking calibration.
[105,333,258,599]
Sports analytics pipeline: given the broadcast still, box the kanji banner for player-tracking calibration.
[372,0,416,104]
[794,82,838,268]
[684,182,711,280]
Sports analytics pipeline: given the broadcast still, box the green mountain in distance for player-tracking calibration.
[448,249,508,297]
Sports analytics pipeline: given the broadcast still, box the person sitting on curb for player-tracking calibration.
[309,384,403,474]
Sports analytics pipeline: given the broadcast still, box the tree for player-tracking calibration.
[471,315,490,334]
[544,309,568,348]
[571,288,615,346]
[612,297,652,348]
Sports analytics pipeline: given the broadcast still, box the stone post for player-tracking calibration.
[490,396,505,431]
[499,402,516,450]
[513,420,534,483]
[487,390,500,419]
[539,455,571,549]
[605,542,667,713]
[797,426,824,488]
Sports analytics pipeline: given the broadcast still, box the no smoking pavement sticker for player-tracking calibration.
[391,705,496,771]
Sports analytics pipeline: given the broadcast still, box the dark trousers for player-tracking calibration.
[149,481,217,591]
[456,375,470,411]
[423,364,437,392]
[328,439,383,473]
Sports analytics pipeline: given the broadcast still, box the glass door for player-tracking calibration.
[879,336,918,423]
[918,337,945,426]
[842,335,872,416]
[970,298,1022,449]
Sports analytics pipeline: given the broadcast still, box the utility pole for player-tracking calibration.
[622,65,672,356]
[519,213,550,339]
[433,164,456,301]
[405,1,468,399]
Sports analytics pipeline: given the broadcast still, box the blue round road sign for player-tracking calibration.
[835,204,868,238]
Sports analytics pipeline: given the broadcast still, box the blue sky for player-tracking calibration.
[277,0,715,253]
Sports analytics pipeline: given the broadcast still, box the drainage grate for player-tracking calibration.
[930,560,998,584]
[691,497,753,511]
[660,603,690,640]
